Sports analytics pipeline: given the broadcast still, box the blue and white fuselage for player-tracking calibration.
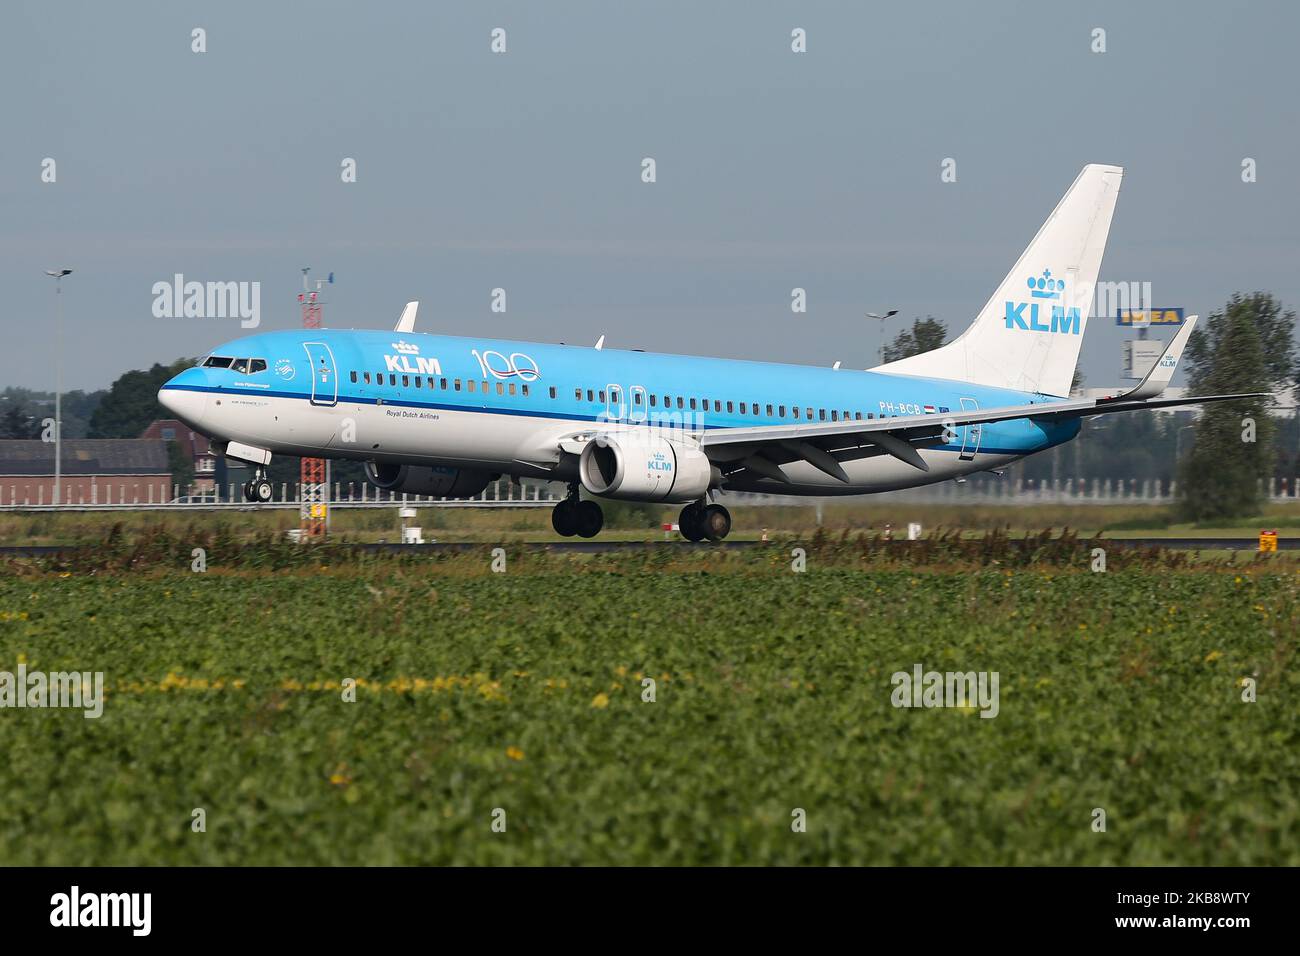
[160,327,1078,496]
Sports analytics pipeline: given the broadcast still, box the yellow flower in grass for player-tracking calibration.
[591,692,610,709]
[506,746,524,761]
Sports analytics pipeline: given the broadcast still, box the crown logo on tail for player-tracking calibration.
[1027,269,1064,300]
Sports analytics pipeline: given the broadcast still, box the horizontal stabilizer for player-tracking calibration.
[1106,315,1197,402]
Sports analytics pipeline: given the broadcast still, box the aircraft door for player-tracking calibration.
[629,385,648,423]
[959,397,981,460]
[304,342,338,407]
[605,383,628,422]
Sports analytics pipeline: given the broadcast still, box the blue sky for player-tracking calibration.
[2,0,1297,391]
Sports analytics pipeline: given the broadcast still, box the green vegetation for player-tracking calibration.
[7,501,1300,548]
[0,539,1295,865]
[1179,292,1296,521]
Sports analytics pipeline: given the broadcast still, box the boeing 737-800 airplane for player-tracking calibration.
[158,165,1255,540]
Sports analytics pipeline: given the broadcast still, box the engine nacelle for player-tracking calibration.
[364,462,494,499]
[578,435,714,503]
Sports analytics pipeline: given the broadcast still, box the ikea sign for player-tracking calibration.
[1116,308,1184,327]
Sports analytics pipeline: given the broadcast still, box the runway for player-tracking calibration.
[0,537,1292,556]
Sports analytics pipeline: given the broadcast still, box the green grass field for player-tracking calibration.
[1,539,1296,865]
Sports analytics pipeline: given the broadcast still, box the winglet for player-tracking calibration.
[394,301,418,333]
[594,334,605,351]
[1114,315,1197,401]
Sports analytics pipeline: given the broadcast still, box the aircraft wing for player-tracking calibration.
[700,391,1266,482]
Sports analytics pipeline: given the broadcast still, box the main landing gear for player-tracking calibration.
[242,468,274,503]
[551,486,604,539]
[679,500,731,542]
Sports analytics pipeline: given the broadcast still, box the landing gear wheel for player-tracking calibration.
[241,480,255,503]
[551,498,578,537]
[574,500,604,539]
[254,479,274,503]
[679,504,705,542]
[701,504,732,542]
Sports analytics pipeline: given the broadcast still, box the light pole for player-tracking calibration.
[866,309,898,365]
[45,269,72,505]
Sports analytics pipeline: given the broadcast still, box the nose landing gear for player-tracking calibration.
[679,501,731,542]
[241,468,274,503]
[551,486,604,538]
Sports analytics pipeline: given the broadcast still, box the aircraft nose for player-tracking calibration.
[157,368,208,427]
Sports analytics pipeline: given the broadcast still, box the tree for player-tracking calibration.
[881,316,947,363]
[0,402,41,439]
[87,359,195,439]
[1177,294,1290,521]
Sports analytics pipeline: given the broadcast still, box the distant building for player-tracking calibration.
[0,439,171,505]
[140,419,218,491]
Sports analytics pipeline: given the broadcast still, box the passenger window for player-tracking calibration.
[831,410,838,421]
[482,381,489,393]
[779,405,786,417]
[868,412,874,419]
[414,376,421,388]
[726,401,734,413]
[806,408,813,420]
[498,383,506,396]
[690,398,697,410]
[599,390,606,402]
[550,387,557,399]
[649,394,657,407]
[389,374,397,386]
[766,404,773,416]
[739,403,746,414]
[634,392,642,405]
[402,375,409,387]
[587,389,595,402]
[676,397,684,409]
[468,380,477,392]
[440,378,447,389]
[250,359,267,373]
[364,372,371,384]
[793,407,801,419]
[350,371,358,383]
[454,379,462,391]
[575,388,582,400]
[509,383,517,396]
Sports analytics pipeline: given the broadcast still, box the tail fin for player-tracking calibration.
[875,164,1123,397]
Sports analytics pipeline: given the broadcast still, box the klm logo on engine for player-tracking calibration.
[1004,269,1081,335]
[648,452,673,473]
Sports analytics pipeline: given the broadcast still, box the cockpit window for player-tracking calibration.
[249,359,266,373]
[231,358,250,373]
[203,356,234,369]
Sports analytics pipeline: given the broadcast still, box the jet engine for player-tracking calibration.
[578,434,714,503]
[364,462,494,499]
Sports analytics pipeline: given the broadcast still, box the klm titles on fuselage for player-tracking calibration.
[384,340,443,376]
[1004,269,1082,336]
